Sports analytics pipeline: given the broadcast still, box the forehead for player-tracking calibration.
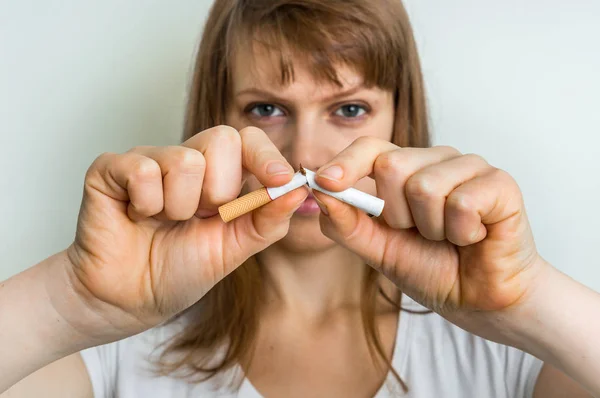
[230,44,365,100]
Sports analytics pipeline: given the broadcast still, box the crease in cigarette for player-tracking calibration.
[218,171,308,222]
[301,167,385,217]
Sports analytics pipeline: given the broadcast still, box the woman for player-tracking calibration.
[1,0,598,397]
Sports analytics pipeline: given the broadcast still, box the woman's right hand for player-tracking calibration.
[64,125,307,341]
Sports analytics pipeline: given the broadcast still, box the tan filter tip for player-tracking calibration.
[218,187,272,222]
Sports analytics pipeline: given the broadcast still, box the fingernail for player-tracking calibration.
[266,161,291,176]
[314,196,329,216]
[318,165,344,182]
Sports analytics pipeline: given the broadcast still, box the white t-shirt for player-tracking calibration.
[81,295,543,397]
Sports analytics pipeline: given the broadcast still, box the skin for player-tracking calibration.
[1,46,597,398]
[225,51,401,396]
[223,49,592,396]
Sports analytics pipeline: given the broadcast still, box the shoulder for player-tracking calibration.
[79,315,241,397]
[395,295,543,398]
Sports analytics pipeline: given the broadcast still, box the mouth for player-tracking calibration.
[295,191,320,216]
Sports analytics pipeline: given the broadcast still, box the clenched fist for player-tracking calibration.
[66,126,307,339]
[312,137,543,340]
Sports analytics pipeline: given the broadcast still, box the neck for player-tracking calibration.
[256,243,367,319]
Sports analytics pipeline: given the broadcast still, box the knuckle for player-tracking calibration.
[405,174,437,200]
[87,152,114,175]
[130,157,161,181]
[86,153,121,185]
[434,145,461,156]
[127,145,153,154]
[239,125,265,139]
[446,190,474,213]
[490,168,522,197]
[239,126,277,162]
[93,152,115,166]
[490,167,512,182]
[132,199,160,215]
[211,125,241,143]
[462,153,488,166]
[353,135,379,147]
[169,147,206,172]
[211,124,239,135]
[375,150,406,176]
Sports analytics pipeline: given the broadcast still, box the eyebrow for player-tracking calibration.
[235,84,366,103]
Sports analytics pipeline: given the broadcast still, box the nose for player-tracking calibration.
[283,115,337,172]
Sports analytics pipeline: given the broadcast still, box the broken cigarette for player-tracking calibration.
[217,166,385,222]
[218,171,308,222]
[301,168,385,217]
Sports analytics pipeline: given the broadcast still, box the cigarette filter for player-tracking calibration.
[218,171,308,222]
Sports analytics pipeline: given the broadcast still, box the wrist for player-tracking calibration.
[494,257,562,354]
[36,250,104,356]
[0,251,97,391]
[498,258,600,395]
[48,247,148,347]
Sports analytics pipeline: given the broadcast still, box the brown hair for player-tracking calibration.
[157,0,430,393]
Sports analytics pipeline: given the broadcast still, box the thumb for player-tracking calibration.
[220,186,309,270]
[313,190,423,282]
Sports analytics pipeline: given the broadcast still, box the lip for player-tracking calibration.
[294,193,321,215]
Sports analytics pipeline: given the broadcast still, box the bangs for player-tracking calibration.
[226,1,404,90]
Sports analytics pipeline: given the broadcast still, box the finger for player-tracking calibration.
[86,152,164,221]
[445,168,524,247]
[374,146,462,230]
[405,153,491,241]
[313,188,462,310]
[182,126,242,214]
[315,136,398,191]
[239,126,295,187]
[312,190,415,283]
[128,145,206,221]
[220,186,309,271]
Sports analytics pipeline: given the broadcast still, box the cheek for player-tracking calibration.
[260,129,287,153]
[225,109,287,150]
[370,108,395,142]
[340,112,395,148]
[351,108,394,195]
[224,109,247,132]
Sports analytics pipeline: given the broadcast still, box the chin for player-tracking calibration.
[273,213,337,253]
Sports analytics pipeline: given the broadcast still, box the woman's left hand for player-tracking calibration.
[313,137,548,338]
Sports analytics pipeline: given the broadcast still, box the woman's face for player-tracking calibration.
[225,49,395,253]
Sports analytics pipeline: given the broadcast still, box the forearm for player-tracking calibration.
[507,260,600,396]
[0,251,95,393]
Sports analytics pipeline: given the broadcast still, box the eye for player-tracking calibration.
[334,104,367,118]
[248,103,285,118]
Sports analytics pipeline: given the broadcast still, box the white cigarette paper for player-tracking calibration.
[266,171,308,200]
[218,168,385,222]
[302,168,385,217]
